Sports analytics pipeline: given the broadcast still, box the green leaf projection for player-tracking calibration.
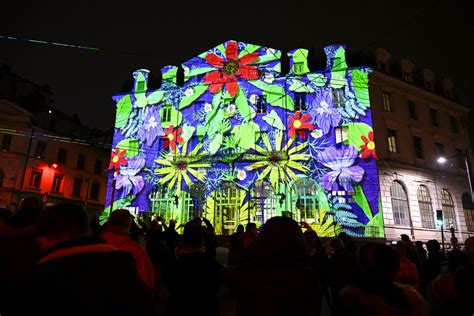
[106,40,384,237]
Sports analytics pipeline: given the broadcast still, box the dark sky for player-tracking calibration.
[2,0,473,130]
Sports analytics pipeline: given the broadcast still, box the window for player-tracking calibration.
[28,169,42,188]
[382,92,391,111]
[430,109,438,127]
[90,182,100,200]
[2,134,12,151]
[136,80,145,92]
[335,126,348,144]
[450,116,458,133]
[72,177,82,197]
[94,160,103,175]
[435,142,444,156]
[413,136,424,159]
[77,154,86,170]
[35,141,47,158]
[51,173,64,192]
[456,148,465,169]
[407,100,417,119]
[294,93,306,111]
[387,129,398,153]
[464,209,474,232]
[294,62,303,73]
[403,72,412,83]
[256,95,267,114]
[57,148,67,164]
[390,181,411,226]
[425,81,433,90]
[441,189,456,229]
[378,61,387,72]
[161,104,172,123]
[417,185,435,228]
[332,89,345,108]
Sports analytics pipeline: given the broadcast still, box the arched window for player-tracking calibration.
[417,185,435,228]
[441,189,457,229]
[462,192,474,232]
[390,181,411,226]
[293,177,319,224]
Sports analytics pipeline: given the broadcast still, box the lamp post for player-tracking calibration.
[437,150,474,203]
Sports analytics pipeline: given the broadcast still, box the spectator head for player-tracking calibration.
[9,196,44,227]
[107,209,132,233]
[400,234,410,242]
[0,207,12,220]
[447,249,469,272]
[426,239,441,253]
[169,219,176,229]
[414,240,424,248]
[37,203,89,249]
[356,242,380,281]
[304,230,322,255]
[251,216,307,264]
[182,221,204,250]
[464,237,474,264]
[236,224,244,234]
[373,244,400,283]
[246,222,257,235]
[329,237,344,252]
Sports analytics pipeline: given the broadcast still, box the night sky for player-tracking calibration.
[2,0,473,130]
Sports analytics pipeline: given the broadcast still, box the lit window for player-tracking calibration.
[417,185,435,228]
[161,105,172,123]
[51,173,64,192]
[2,134,12,152]
[335,126,348,144]
[441,189,457,229]
[28,169,42,189]
[391,181,411,226]
[382,92,391,112]
[403,72,412,83]
[332,89,345,108]
[464,209,474,232]
[387,129,398,153]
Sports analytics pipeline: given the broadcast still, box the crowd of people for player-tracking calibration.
[0,196,473,315]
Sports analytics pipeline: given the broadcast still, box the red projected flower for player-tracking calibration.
[203,41,259,97]
[108,148,127,171]
[288,111,314,139]
[163,125,184,152]
[360,131,379,160]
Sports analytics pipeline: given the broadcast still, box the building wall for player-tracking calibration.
[0,100,109,213]
[369,60,473,243]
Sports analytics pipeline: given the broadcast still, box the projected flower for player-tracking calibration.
[312,90,341,134]
[108,148,127,172]
[203,41,259,97]
[317,145,364,191]
[138,107,165,147]
[163,125,184,152]
[360,131,379,160]
[288,111,314,139]
[245,132,309,189]
[154,142,210,196]
[115,156,145,197]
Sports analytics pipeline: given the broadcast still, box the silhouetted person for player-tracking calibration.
[0,207,12,220]
[338,231,356,255]
[327,237,357,314]
[427,249,474,315]
[14,202,154,316]
[415,241,427,262]
[193,217,218,259]
[241,222,258,249]
[226,217,317,316]
[395,241,420,290]
[340,243,427,316]
[228,224,244,266]
[424,239,446,286]
[101,209,155,291]
[7,196,44,228]
[166,220,222,316]
[163,219,179,264]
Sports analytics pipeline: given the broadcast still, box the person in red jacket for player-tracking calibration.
[102,209,155,291]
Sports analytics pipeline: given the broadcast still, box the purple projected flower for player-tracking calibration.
[317,145,364,191]
[312,90,341,134]
[115,156,145,197]
[138,107,165,147]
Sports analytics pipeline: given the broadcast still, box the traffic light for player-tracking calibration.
[436,209,443,227]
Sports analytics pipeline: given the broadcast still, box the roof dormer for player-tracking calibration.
[374,48,391,73]
[400,58,414,83]
[422,68,435,91]
[442,77,454,99]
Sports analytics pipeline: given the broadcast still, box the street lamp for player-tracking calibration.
[437,149,474,204]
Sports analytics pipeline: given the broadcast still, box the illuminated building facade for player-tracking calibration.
[107,40,384,237]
